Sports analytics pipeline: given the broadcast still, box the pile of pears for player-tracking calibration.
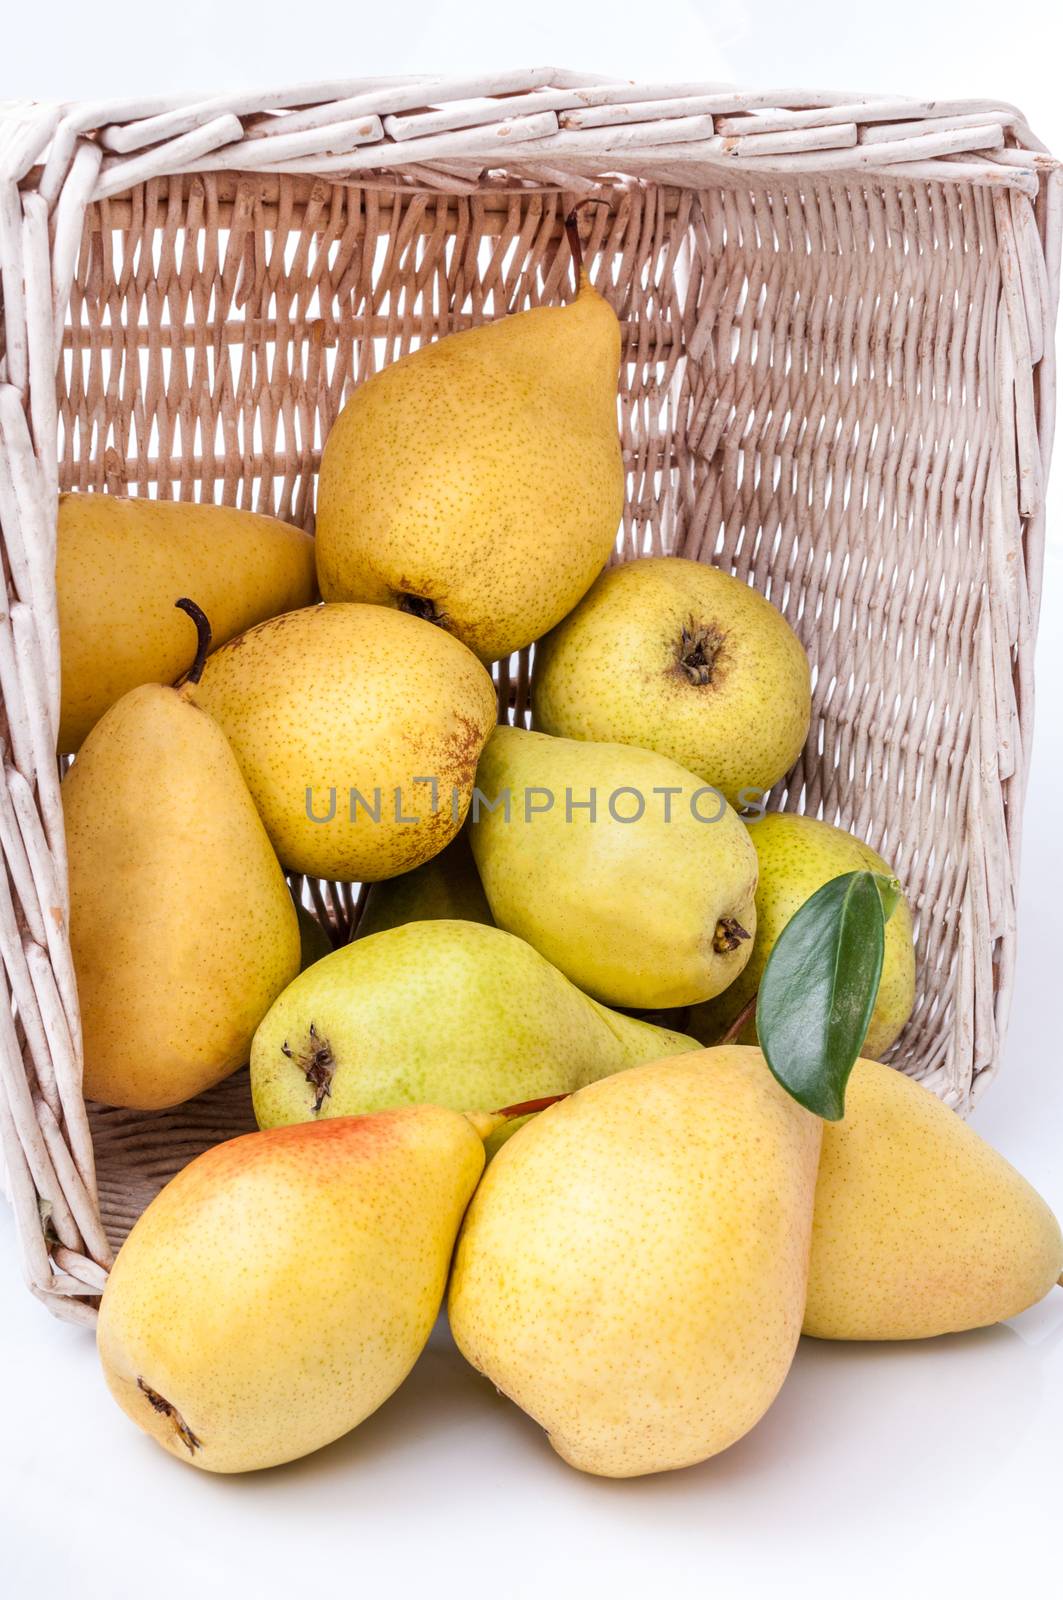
[54,219,1061,1479]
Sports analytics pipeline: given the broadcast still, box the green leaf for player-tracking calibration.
[756,871,886,1121]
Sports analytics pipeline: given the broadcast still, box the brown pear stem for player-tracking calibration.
[563,199,610,293]
[495,1091,570,1120]
[563,211,584,289]
[175,598,212,685]
[718,992,758,1046]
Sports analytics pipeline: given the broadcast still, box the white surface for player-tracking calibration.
[3,5,1062,1596]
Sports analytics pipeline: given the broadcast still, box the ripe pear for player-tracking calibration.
[532,556,811,806]
[449,1046,822,1478]
[194,603,497,883]
[357,829,493,938]
[58,493,316,751]
[806,1058,1063,1339]
[97,1106,485,1472]
[251,919,697,1132]
[64,604,299,1110]
[470,726,758,1009]
[315,227,623,663]
[690,812,916,1058]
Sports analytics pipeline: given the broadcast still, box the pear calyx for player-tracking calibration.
[397,592,447,629]
[678,620,727,687]
[712,916,751,955]
[137,1378,201,1455]
[281,1022,335,1113]
[174,597,212,686]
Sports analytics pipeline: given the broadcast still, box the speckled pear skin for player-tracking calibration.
[805,1058,1063,1340]
[251,919,697,1133]
[57,493,316,752]
[97,1107,486,1473]
[194,603,498,883]
[357,829,493,938]
[689,812,916,1058]
[315,273,623,664]
[63,683,299,1110]
[531,557,811,806]
[449,1046,822,1479]
[470,726,759,1009]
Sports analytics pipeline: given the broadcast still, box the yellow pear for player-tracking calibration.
[194,603,497,883]
[806,1058,1063,1339]
[315,224,623,663]
[470,726,758,1009]
[97,1106,485,1472]
[57,493,316,752]
[356,830,492,938]
[64,602,299,1110]
[532,556,811,806]
[251,919,696,1131]
[690,812,916,1058]
[450,1046,822,1478]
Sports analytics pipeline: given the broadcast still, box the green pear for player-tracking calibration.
[250,919,697,1132]
[806,1058,1063,1339]
[315,229,623,664]
[532,556,811,806]
[194,603,497,883]
[470,726,758,1009]
[64,603,299,1110]
[449,1046,822,1478]
[58,492,316,752]
[97,1106,485,1472]
[294,902,333,970]
[689,812,916,1058]
[357,829,493,938]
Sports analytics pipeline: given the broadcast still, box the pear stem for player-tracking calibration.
[496,1091,570,1120]
[175,598,212,685]
[718,992,759,1046]
[563,211,584,289]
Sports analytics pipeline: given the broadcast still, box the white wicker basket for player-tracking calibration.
[0,71,1058,1322]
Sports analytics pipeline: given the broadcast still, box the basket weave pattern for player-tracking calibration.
[0,73,1059,1322]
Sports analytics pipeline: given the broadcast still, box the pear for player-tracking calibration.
[97,1106,485,1472]
[356,830,493,938]
[449,1046,822,1478]
[470,726,758,1009]
[315,221,623,663]
[806,1058,1063,1339]
[194,603,497,883]
[58,493,316,752]
[294,902,333,970]
[64,602,300,1110]
[532,556,811,806]
[690,813,916,1058]
[251,919,697,1132]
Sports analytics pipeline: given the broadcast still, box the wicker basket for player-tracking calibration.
[0,72,1058,1323]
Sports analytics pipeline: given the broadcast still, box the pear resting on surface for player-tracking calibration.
[470,726,758,1010]
[690,812,916,1059]
[807,1058,1063,1339]
[97,1107,485,1472]
[251,919,696,1135]
[533,556,811,807]
[64,602,299,1110]
[315,220,623,663]
[57,493,316,752]
[194,603,497,884]
[450,1046,822,1479]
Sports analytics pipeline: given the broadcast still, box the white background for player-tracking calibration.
[3,4,1062,1596]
